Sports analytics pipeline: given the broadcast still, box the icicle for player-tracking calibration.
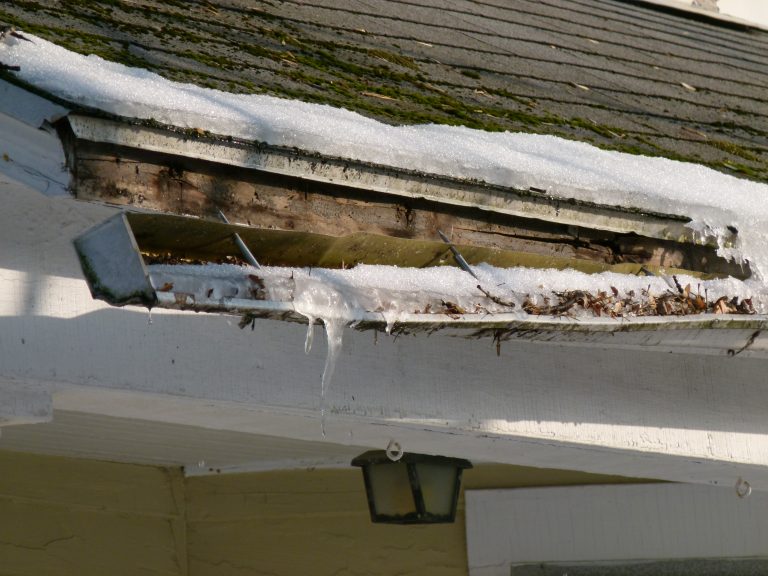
[380,303,402,335]
[382,309,396,335]
[291,275,356,437]
[304,318,315,354]
[319,316,345,437]
[147,308,153,325]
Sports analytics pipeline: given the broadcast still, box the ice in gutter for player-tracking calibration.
[147,263,758,322]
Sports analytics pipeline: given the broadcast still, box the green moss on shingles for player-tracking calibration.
[710,120,768,139]
[367,49,418,70]
[257,26,304,47]
[708,139,760,162]
[2,0,766,183]
[178,49,238,71]
[721,160,761,178]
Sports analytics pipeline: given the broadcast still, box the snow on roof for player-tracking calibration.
[3,32,768,310]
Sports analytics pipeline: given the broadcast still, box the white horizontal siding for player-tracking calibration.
[467,484,768,576]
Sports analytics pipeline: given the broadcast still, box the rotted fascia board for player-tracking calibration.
[63,113,721,247]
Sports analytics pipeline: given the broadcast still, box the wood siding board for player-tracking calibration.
[0,451,187,576]
[0,450,183,518]
[0,501,182,576]
[466,484,768,572]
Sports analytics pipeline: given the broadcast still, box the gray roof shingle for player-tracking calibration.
[2,0,766,180]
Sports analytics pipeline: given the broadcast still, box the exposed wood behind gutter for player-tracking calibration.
[58,114,746,278]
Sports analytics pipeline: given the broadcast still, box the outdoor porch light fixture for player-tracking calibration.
[351,450,472,524]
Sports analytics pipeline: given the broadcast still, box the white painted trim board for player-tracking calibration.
[466,484,768,576]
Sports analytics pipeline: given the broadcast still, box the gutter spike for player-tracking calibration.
[217,210,261,269]
[438,229,478,280]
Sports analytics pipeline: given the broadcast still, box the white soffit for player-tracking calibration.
[0,410,365,474]
[466,484,768,576]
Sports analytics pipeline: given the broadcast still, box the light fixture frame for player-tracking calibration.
[351,450,472,524]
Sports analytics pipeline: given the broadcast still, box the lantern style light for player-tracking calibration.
[351,450,472,524]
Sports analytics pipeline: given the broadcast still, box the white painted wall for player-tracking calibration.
[466,484,768,575]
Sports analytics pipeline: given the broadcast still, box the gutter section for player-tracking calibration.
[73,213,767,358]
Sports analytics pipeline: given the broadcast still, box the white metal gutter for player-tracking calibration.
[152,290,768,358]
[74,212,765,358]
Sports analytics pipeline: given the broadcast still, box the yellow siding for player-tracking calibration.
[0,450,649,576]
[0,450,187,576]
[186,465,648,576]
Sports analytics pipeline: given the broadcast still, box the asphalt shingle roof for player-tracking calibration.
[2,0,767,180]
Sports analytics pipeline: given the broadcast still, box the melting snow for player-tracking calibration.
[0,33,768,310]
[2,33,768,276]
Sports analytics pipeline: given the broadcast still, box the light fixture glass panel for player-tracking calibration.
[415,461,459,517]
[367,461,416,517]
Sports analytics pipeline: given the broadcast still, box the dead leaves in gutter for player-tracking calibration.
[522,279,754,318]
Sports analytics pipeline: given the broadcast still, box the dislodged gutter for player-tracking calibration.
[127,212,725,277]
[73,212,766,358]
[57,113,747,279]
